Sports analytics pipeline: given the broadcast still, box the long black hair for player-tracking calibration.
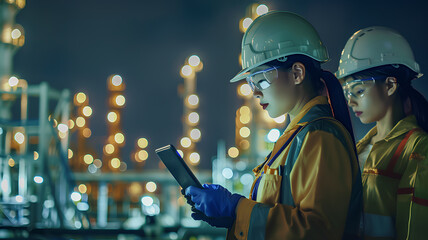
[268,55,356,143]
[352,64,428,132]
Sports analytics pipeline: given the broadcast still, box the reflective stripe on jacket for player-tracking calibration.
[357,115,428,240]
[227,96,362,240]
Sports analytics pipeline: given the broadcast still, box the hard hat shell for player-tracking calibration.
[336,26,422,79]
[230,11,329,82]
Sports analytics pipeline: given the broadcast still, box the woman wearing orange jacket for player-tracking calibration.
[337,26,428,239]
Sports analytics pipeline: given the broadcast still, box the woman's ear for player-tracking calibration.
[385,77,398,96]
[292,62,305,85]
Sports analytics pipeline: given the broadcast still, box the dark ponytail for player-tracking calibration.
[322,70,356,145]
[406,86,428,132]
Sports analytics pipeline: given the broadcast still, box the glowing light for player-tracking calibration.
[138,150,148,161]
[14,132,25,144]
[189,152,200,164]
[137,138,148,148]
[256,4,269,16]
[68,149,73,159]
[115,95,126,107]
[141,196,153,206]
[111,75,123,86]
[267,128,281,142]
[82,106,92,117]
[34,151,39,160]
[82,128,92,138]
[71,192,82,202]
[8,158,15,167]
[228,147,239,158]
[177,150,184,157]
[34,176,43,184]
[105,144,115,155]
[181,65,193,77]
[78,184,87,194]
[240,139,250,150]
[58,130,66,139]
[58,123,68,133]
[76,117,85,127]
[190,128,201,141]
[222,168,233,179]
[8,76,19,87]
[146,182,157,192]
[68,119,75,129]
[114,133,125,144]
[239,84,252,96]
[15,195,24,203]
[111,158,120,168]
[107,112,118,123]
[273,115,286,123]
[239,127,251,138]
[93,159,102,168]
[88,164,97,173]
[77,202,89,211]
[180,137,192,148]
[120,162,127,171]
[243,18,253,30]
[11,29,22,39]
[240,115,251,124]
[236,160,247,171]
[83,154,94,164]
[239,106,251,115]
[188,55,201,67]
[240,173,254,185]
[187,94,199,106]
[188,112,199,124]
[76,92,87,104]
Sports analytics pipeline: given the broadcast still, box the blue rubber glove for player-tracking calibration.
[184,184,243,218]
[191,209,235,228]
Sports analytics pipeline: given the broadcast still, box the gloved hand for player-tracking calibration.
[191,209,235,228]
[184,184,243,218]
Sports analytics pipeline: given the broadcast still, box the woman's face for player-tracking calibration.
[249,64,298,118]
[343,76,389,124]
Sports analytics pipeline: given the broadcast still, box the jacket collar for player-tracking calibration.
[285,96,332,131]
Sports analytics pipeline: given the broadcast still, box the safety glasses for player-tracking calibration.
[342,76,384,101]
[246,66,281,92]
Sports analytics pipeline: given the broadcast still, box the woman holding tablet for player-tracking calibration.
[184,11,362,239]
[337,26,428,239]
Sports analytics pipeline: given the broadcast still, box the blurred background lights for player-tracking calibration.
[273,114,286,123]
[242,17,253,30]
[267,128,281,142]
[107,111,118,123]
[256,4,269,15]
[71,192,81,202]
[82,106,92,117]
[105,144,115,154]
[190,128,201,141]
[235,160,247,171]
[239,83,252,96]
[146,182,157,192]
[93,159,102,168]
[239,127,251,138]
[180,137,191,148]
[188,112,199,124]
[141,196,153,207]
[111,158,121,169]
[34,151,39,160]
[181,65,193,77]
[78,184,87,194]
[34,176,43,184]
[114,133,125,144]
[111,75,123,86]
[57,123,68,133]
[115,95,126,106]
[76,117,85,128]
[8,76,19,87]
[82,128,92,138]
[68,149,73,159]
[88,164,97,173]
[187,94,199,106]
[177,150,184,158]
[77,202,89,211]
[239,106,250,115]
[189,152,200,164]
[11,29,21,39]
[240,173,254,185]
[228,147,239,158]
[14,132,25,144]
[68,119,75,129]
[76,92,86,104]
[188,55,201,67]
[138,150,148,161]
[15,195,24,203]
[119,162,127,172]
[222,168,233,179]
[8,158,15,167]
[83,154,94,164]
[137,138,148,148]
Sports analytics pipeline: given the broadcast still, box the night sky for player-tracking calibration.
[13,0,428,170]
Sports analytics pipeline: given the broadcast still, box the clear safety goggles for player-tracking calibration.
[246,66,282,92]
[342,76,383,101]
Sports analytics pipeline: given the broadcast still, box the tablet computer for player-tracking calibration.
[155,144,203,189]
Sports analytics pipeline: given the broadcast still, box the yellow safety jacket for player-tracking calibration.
[357,115,428,240]
[227,96,362,240]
